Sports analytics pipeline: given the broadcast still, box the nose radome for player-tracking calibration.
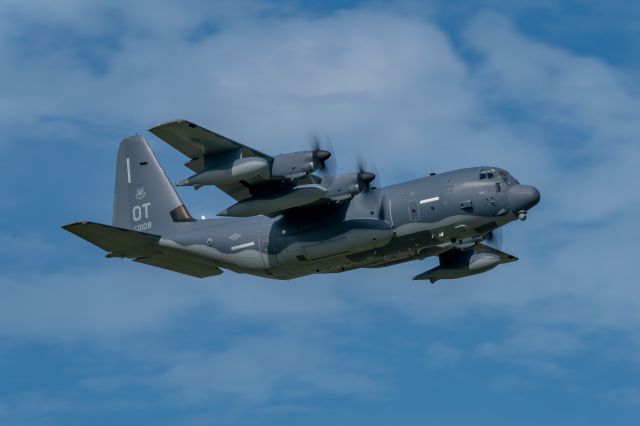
[508,185,540,212]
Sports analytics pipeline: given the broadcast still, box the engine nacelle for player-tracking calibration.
[414,250,501,283]
[177,157,269,187]
[323,173,361,200]
[271,151,317,178]
[321,172,376,201]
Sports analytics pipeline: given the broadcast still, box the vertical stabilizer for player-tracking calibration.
[112,135,194,234]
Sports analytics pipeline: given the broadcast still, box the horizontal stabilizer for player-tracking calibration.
[62,221,161,258]
[134,255,223,278]
[63,221,224,278]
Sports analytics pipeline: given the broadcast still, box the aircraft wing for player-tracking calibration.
[149,120,318,205]
[62,221,223,278]
[149,119,272,172]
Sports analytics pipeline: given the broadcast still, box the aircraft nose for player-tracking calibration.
[508,185,540,212]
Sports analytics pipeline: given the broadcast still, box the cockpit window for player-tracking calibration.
[498,170,509,184]
[479,168,496,180]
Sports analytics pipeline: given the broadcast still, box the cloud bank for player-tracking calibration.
[1,1,639,424]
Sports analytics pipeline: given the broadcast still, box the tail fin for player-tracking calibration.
[113,135,194,234]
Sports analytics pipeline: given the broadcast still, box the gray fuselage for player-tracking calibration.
[158,166,539,280]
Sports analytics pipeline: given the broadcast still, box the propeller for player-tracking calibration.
[310,132,332,169]
[484,228,503,249]
[356,156,385,219]
[356,156,379,193]
[307,133,385,220]
[310,131,337,187]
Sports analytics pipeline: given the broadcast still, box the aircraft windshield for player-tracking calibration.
[498,170,519,185]
[479,168,496,180]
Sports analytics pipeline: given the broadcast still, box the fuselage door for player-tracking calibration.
[408,199,420,221]
[259,223,278,268]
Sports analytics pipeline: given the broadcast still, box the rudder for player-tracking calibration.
[113,135,194,234]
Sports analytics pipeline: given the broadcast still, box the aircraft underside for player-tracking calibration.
[157,212,517,281]
[63,120,539,284]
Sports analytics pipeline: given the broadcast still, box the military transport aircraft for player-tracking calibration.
[63,120,540,283]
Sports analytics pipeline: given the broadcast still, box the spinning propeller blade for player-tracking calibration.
[310,131,337,187]
[356,156,385,219]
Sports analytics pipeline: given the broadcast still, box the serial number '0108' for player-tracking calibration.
[133,222,152,232]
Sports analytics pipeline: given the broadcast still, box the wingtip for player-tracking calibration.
[148,119,188,132]
[62,221,90,230]
[411,275,438,284]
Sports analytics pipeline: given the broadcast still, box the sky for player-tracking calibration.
[1,0,640,424]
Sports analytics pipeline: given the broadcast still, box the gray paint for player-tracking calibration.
[112,135,188,233]
[177,156,268,187]
[65,130,540,284]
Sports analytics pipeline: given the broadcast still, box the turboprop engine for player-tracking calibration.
[178,147,332,188]
[271,149,331,179]
[322,172,376,201]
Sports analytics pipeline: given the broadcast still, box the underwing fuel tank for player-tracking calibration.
[413,250,501,284]
[177,157,269,187]
[218,184,328,217]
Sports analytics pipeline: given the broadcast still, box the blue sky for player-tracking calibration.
[1,0,640,424]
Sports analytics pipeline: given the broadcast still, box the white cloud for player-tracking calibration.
[149,333,383,404]
[465,12,640,222]
[1,1,639,417]
[0,265,384,406]
[0,267,200,340]
[477,327,583,363]
[0,264,359,342]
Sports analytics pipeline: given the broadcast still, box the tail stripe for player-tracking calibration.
[170,205,195,222]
